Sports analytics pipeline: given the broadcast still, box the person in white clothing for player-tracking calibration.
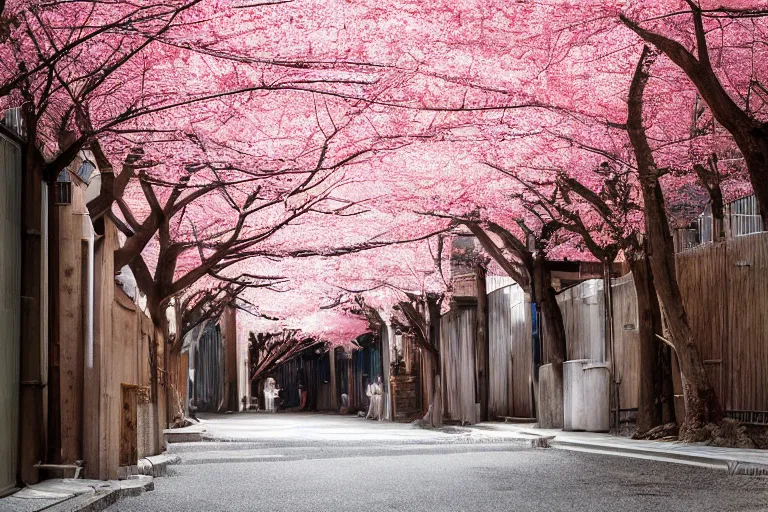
[365,379,376,419]
[374,375,385,420]
[263,377,278,413]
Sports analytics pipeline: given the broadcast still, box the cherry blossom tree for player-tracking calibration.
[620,1,768,222]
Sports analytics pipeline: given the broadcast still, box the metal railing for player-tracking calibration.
[676,194,763,252]
[1,108,25,138]
[729,194,763,236]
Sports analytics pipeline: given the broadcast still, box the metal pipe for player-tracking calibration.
[603,261,618,429]
[79,214,95,370]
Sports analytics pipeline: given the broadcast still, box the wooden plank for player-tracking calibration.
[120,384,138,467]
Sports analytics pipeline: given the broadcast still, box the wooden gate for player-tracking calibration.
[488,283,533,419]
[440,308,477,424]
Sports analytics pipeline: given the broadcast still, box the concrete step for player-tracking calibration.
[163,427,205,444]
[500,416,537,424]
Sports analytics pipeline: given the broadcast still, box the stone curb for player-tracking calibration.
[189,434,549,449]
[138,454,182,477]
[548,438,768,475]
[35,475,153,512]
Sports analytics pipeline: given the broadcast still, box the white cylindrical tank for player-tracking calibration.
[583,363,611,432]
[563,359,589,431]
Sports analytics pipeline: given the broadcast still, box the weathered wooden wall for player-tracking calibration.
[551,232,768,418]
[675,232,768,417]
[487,283,533,419]
[557,280,606,362]
[552,275,639,412]
[108,287,159,475]
[0,133,21,495]
[440,308,478,424]
[82,216,166,480]
[53,186,88,466]
[610,273,640,411]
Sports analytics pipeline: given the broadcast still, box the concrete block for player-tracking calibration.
[164,428,204,443]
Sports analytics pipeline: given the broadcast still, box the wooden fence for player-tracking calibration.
[487,283,534,419]
[440,308,478,424]
[549,232,768,420]
[557,280,606,362]
[555,276,640,413]
[676,232,768,418]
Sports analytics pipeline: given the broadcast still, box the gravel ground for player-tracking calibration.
[0,496,61,512]
[107,444,768,512]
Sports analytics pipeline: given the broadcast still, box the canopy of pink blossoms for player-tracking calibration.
[3,0,762,345]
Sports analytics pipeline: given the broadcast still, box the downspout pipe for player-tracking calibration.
[81,214,95,370]
[602,260,618,429]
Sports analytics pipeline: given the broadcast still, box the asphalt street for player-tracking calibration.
[105,414,768,512]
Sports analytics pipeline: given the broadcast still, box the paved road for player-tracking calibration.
[108,414,768,512]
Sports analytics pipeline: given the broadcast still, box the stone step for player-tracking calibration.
[163,428,205,444]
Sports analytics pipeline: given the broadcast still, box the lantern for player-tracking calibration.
[54,170,72,205]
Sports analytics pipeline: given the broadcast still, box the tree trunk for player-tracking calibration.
[420,299,443,428]
[475,266,489,421]
[627,47,724,434]
[630,253,674,434]
[419,352,443,428]
[533,254,567,364]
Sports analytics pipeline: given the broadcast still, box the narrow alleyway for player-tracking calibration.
[104,414,768,512]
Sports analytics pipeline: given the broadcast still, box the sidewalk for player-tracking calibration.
[472,422,768,475]
[181,412,546,447]
[0,475,153,512]
[0,454,178,512]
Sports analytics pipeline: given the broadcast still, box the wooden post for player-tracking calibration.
[19,162,45,484]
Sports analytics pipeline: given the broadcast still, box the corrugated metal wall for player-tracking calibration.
[488,283,533,419]
[440,308,477,424]
[0,134,21,494]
